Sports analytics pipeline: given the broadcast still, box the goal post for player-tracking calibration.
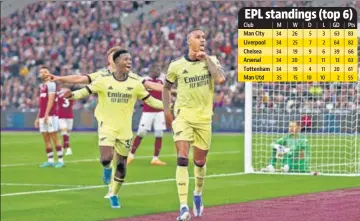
[244,82,254,173]
[244,82,359,176]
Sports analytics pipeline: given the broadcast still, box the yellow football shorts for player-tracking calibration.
[98,122,132,157]
[171,116,212,151]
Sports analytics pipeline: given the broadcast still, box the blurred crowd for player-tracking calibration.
[1,1,359,112]
[253,82,360,113]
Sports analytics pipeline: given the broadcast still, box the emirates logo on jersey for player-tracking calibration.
[127,87,134,91]
[108,92,132,103]
[108,86,113,90]
[40,93,47,98]
[184,74,210,88]
[182,70,188,74]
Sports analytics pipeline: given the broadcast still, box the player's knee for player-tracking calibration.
[46,143,52,150]
[177,157,189,166]
[61,130,68,135]
[100,159,111,167]
[137,128,147,137]
[154,130,163,137]
[116,162,126,179]
[194,159,206,167]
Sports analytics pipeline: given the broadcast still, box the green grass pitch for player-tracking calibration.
[1,132,359,221]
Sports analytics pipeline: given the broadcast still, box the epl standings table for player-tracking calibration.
[238,7,358,82]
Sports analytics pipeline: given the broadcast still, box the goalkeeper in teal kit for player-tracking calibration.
[262,121,311,173]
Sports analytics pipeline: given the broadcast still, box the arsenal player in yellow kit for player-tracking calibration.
[162,28,225,220]
[64,50,163,208]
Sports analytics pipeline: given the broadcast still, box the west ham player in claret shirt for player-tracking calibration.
[57,86,74,155]
[127,65,167,166]
[34,66,64,168]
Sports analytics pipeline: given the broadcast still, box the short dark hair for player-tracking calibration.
[188,28,204,34]
[112,49,129,62]
[107,46,123,57]
[187,28,204,39]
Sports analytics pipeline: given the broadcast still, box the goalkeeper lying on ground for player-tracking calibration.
[261,121,311,173]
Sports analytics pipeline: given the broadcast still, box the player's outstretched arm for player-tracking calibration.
[64,77,103,100]
[144,81,163,92]
[64,86,93,100]
[143,96,163,110]
[48,74,90,84]
[204,55,226,84]
[136,82,163,109]
[47,69,106,84]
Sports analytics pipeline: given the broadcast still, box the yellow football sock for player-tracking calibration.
[194,164,206,195]
[111,176,124,196]
[176,166,189,205]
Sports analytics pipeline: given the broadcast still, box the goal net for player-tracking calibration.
[244,82,359,176]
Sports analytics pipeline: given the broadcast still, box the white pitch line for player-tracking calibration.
[0,150,241,168]
[1,172,246,197]
[0,158,98,168]
[1,183,87,188]
[1,140,94,145]
[1,140,41,145]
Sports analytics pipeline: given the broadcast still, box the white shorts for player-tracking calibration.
[138,112,166,131]
[39,116,59,133]
[58,118,74,131]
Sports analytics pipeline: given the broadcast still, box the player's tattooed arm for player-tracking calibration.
[162,81,173,113]
[205,56,226,84]
[162,81,175,129]
[170,88,177,96]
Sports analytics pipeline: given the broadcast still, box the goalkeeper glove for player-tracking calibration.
[272,144,290,159]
